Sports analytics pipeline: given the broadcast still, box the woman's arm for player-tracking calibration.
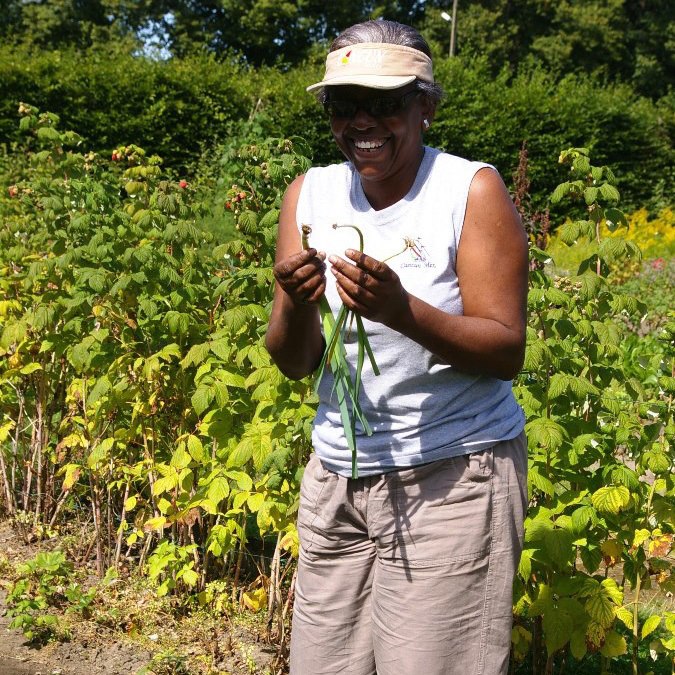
[328,167,529,380]
[265,175,327,380]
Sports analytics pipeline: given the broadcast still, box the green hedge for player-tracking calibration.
[0,45,255,173]
[1,44,672,209]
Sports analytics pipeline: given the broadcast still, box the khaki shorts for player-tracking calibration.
[290,432,528,675]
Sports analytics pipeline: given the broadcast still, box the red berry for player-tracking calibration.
[111,152,119,161]
[8,185,18,197]
[179,180,188,189]
[238,191,246,200]
[225,201,231,210]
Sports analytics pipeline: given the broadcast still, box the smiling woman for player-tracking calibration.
[265,18,529,675]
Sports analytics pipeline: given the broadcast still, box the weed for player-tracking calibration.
[6,550,95,643]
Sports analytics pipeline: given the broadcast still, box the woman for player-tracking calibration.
[265,19,529,675]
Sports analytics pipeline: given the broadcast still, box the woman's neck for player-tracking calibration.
[360,145,425,211]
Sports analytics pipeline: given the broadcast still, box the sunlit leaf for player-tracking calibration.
[591,485,630,514]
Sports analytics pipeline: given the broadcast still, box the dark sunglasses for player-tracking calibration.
[323,90,419,119]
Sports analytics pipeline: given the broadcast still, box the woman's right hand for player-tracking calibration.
[266,175,326,379]
[273,247,327,306]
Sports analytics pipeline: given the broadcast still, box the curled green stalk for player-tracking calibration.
[301,223,380,478]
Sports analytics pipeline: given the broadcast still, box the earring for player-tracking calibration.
[423,119,430,130]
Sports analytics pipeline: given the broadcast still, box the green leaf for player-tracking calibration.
[143,516,167,532]
[216,369,247,388]
[525,515,553,544]
[87,437,114,468]
[238,209,258,233]
[586,590,616,628]
[528,468,555,497]
[210,338,232,360]
[247,492,265,512]
[518,548,534,580]
[523,341,548,371]
[576,273,603,300]
[599,631,627,657]
[548,374,569,399]
[187,435,205,462]
[591,485,630,514]
[206,476,230,507]
[543,606,574,654]
[615,607,633,630]
[641,614,661,640]
[568,376,599,398]
[610,465,639,490]
[37,126,61,141]
[170,442,191,469]
[528,583,553,617]
[62,463,81,491]
[643,447,671,474]
[600,578,623,605]
[180,568,199,587]
[599,184,620,202]
[228,423,274,470]
[570,630,587,660]
[580,544,602,574]
[87,376,111,406]
[526,417,566,450]
[543,528,574,570]
[551,182,569,204]
[225,470,253,492]
[571,505,596,533]
[181,342,211,369]
[191,385,213,415]
[583,187,599,205]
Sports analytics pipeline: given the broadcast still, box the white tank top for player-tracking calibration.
[296,146,525,476]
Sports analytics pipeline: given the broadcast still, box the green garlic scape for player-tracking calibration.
[301,223,380,479]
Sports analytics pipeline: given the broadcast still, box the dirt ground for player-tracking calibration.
[0,594,152,674]
[0,518,152,675]
[0,520,280,675]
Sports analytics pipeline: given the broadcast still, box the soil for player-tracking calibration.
[0,518,152,675]
[0,597,152,674]
[0,520,280,675]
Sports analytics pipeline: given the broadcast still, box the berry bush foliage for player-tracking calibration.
[1,109,673,672]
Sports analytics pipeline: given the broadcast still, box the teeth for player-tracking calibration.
[354,140,385,150]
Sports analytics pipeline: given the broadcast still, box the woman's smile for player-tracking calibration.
[353,138,388,152]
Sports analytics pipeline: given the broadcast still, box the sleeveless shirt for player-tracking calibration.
[296,146,525,477]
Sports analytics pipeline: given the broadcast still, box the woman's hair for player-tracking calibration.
[326,20,445,104]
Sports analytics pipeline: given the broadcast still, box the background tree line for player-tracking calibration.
[1,0,673,94]
[0,0,673,211]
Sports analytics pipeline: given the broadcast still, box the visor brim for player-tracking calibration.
[306,74,416,93]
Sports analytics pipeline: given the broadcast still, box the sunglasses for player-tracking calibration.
[323,90,419,119]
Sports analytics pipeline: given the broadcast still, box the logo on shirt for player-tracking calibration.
[390,236,436,269]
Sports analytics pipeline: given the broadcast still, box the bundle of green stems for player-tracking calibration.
[301,224,380,479]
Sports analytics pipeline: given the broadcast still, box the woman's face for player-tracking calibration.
[326,84,434,209]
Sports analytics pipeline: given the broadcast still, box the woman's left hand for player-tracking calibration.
[328,249,409,325]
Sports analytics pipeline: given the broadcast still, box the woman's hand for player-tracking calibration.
[266,175,325,380]
[273,248,327,306]
[328,250,409,325]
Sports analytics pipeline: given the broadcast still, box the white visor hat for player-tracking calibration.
[306,43,434,93]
